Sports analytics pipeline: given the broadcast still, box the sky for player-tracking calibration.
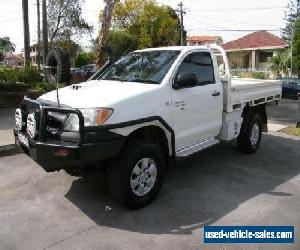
[0,0,291,52]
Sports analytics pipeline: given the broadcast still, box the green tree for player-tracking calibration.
[92,31,138,61]
[75,52,95,67]
[0,37,15,61]
[111,0,182,49]
[48,0,93,44]
[108,30,139,59]
[282,0,300,41]
[292,18,300,75]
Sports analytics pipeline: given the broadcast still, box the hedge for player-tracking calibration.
[0,66,43,88]
[0,82,29,92]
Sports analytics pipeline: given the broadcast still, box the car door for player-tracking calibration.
[170,51,223,151]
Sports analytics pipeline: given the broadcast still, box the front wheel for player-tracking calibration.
[107,139,166,209]
[237,114,262,153]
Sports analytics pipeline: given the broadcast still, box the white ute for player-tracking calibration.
[14,45,282,208]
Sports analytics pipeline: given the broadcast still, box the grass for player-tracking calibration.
[279,126,300,137]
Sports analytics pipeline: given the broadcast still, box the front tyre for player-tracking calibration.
[237,114,262,153]
[107,139,166,209]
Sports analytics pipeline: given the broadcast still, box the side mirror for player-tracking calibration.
[174,72,198,89]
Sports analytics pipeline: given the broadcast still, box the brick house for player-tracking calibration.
[186,35,223,46]
[3,53,24,67]
[222,31,289,71]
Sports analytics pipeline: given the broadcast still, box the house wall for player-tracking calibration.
[187,39,222,46]
[227,48,287,71]
[227,51,250,68]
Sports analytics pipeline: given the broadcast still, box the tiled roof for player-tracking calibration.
[4,54,23,60]
[187,35,221,42]
[222,31,288,51]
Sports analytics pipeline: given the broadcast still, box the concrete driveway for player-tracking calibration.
[267,98,299,130]
[0,131,299,249]
[0,108,15,146]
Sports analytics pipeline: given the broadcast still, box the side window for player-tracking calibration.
[177,52,215,86]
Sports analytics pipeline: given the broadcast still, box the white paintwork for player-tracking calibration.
[110,121,173,155]
[219,110,243,141]
[38,45,282,157]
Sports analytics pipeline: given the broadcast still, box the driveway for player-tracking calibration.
[0,131,299,249]
[267,98,299,130]
[0,108,15,146]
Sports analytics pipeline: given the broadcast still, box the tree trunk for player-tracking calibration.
[96,0,116,69]
[37,0,41,71]
[42,0,49,66]
[22,0,30,66]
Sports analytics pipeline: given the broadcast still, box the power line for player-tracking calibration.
[185,16,229,30]
[191,29,281,32]
[185,16,281,32]
[0,17,22,23]
[199,15,278,27]
[190,6,285,12]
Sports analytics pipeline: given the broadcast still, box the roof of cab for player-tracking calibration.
[135,46,210,53]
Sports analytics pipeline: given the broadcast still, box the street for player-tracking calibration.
[0,130,299,249]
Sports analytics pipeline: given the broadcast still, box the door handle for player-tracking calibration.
[212,91,220,97]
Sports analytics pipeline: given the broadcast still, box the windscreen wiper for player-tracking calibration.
[103,77,125,81]
[128,79,159,84]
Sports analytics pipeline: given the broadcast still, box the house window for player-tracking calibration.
[259,51,273,63]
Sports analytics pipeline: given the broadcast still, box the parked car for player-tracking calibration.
[14,45,282,208]
[282,78,300,100]
[79,64,97,79]
[70,64,97,84]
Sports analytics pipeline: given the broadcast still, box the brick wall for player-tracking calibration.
[0,90,42,108]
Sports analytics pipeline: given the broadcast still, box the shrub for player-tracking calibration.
[0,65,42,87]
[75,52,95,68]
[237,71,266,79]
[34,82,57,93]
[0,66,20,82]
[251,72,266,79]
[0,82,29,92]
[20,66,43,86]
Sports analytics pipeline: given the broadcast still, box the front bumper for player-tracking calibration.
[14,97,125,172]
[14,129,125,172]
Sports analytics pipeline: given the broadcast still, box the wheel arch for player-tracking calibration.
[108,118,175,158]
[241,104,268,133]
[126,125,170,158]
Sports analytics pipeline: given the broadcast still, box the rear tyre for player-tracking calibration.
[107,139,166,209]
[237,114,262,154]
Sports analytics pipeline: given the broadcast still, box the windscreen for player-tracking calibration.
[98,50,180,84]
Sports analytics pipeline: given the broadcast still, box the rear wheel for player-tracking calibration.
[107,139,166,209]
[237,114,262,153]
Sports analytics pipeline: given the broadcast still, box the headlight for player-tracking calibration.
[63,108,113,131]
[63,113,80,131]
[80,108,113,127]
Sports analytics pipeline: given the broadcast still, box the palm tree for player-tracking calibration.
[269,53,290,78]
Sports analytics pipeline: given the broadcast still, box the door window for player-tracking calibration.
[176,52,215,86]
